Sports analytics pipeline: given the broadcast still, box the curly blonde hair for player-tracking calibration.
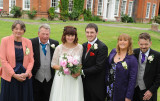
[116,34,133,55]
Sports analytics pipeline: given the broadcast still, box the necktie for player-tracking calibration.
[87,43,91,52]
[141,53,145,63]
[41,43,47,56]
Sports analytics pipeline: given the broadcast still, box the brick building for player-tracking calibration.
[0,0,160,23]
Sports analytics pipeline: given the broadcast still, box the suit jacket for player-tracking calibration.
[134,48,160,94]
[108,49,138,100]
[30,37,59,79]
[0,35,34,82]
[82,39,108,101]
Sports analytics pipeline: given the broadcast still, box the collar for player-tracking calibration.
[88,37,97,45]
[140,48,150,57]
[38,37,50,45]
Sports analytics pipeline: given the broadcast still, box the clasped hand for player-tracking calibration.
[13,73,29,82]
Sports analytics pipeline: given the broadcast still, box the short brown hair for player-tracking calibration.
[116,34,133,55]
[12,20,26,32]
[85,23,98,33]
[61,26,78,44]
[139,33,151,41]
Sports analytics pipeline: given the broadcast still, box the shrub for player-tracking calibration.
[154,16,160,24]
[83,9,92,21]
[121,14,133,23]
[41,17,47,21]
[48,7,58,20]
[91,16,102,21]
[69,9,80,20]
[27,10,37,19]
[10,6,22,18]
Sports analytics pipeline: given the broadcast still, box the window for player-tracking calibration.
[121,0,127,15]
[68,0,73,12]
[114,0,120,16]
[97,0,103,15]
[146,3,151,18]
[87,0,92,11]
[11,0,16,8]
[151,4,156,19]
[128,1,133,17]
[0,0,3,9]
[51,0,59,12]
[23,0,30,10]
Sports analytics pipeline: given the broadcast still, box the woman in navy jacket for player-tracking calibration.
[106,34,138,101]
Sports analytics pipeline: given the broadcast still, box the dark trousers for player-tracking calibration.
[32,78,53,101]
[133,86,157,101]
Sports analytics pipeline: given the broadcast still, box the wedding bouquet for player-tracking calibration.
[58,53,82,76]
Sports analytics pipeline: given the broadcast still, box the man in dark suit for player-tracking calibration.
[78,23,108,101]
[31,24,59,101]
[133,33,160,101]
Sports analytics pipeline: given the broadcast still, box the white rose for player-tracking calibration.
[51,44,55,48]
[69,63,73,67]
[122,61,128,69]
[148,56,153,61]
[94,43,98,49]
[25,47,30,55]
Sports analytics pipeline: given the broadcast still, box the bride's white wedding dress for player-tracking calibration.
[49,44,84,101]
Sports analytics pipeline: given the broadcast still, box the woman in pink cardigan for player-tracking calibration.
[0,20,34,101]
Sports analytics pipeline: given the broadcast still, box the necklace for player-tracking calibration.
[118,57,120,60]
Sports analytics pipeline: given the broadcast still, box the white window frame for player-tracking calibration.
[114,0,120,16]
[86,0,93,12]
[51,0,60,13]
[121,0,127,15]
[0,0,3,9]
[23,0,30,10]
[68,0,73,13]
[151,4,156,19]
[97,0,103,15]
[145,2,151,18]
[128,1,133,17]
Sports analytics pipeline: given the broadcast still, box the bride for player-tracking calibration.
[49,26,84,101]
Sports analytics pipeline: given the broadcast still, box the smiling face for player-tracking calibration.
[118,38,129,50]
[65,35,75,44]
[12,24,24,38]
[85,28,98,42]
[138,39,152,53]
[38,27,50,44]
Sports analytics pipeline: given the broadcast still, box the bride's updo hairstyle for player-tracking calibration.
[61,26,78,44]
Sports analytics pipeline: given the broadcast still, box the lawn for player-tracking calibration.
[0,18,160,100]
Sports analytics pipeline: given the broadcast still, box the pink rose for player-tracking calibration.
[67,56,73,63]
[72,59,78,65]
[64,68,70,75]
[60,60,67,67]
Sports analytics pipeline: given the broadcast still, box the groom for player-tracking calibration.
[81,23,108,101]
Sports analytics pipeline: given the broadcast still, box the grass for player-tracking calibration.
[0,18,160,99]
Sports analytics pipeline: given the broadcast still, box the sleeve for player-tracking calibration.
[79,45,83,64]
[149,52,160,93]
[51,45,60,67]
[0,38,15,79]
[26,40,34,78]
[83,45,108,75]
[126,56,138,99]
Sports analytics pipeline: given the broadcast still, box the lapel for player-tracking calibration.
[108,49,116,65]
[10,35,16,66]
[82,42,87,64]
[144,49,153,77]
[134,49,140,60]
[35,37,40,62]
[83,39,99,64]
[49,39,54,60]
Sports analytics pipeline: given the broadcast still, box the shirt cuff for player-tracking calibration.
[82,70,85,77]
